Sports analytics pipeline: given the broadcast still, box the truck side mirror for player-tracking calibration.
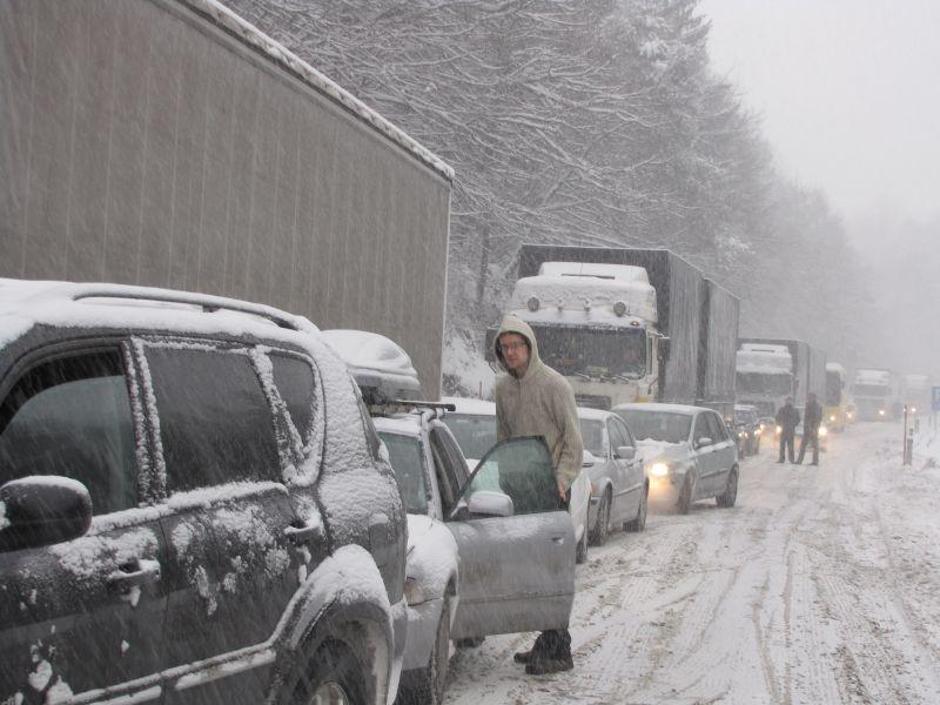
[658,336,671,361]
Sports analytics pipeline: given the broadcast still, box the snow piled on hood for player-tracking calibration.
[636,438,688,463]
[405,514,458,597]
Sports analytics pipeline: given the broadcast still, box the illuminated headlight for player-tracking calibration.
[818,425,828,437]
[847,412,854,420]
[759,423,766,432]
[613,300,627,317]
[829,415,836,422]
[404,577,427,606]
[775,425,782,435]
[527,296,540,312]
[879,409,886,417]
[911,407,918,414]
[649,462,670,477]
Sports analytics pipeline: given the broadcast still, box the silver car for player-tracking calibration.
[578,408,649,545]
[374,410,576,704]
[613,403,740,514]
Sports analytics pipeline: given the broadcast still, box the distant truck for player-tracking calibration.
[851,368,897,420]
[900,374,930,415]
[735,338,827,417]
[487,245,740,417]
[824,362,849,431]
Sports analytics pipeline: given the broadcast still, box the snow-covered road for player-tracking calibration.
[444,422,940,705]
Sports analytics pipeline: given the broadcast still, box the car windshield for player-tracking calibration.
[377,432,428,514]
[736,372,793,395]
[579,419,605,456]
[531,325,646,378]
[734,409,757,424]
[441,413,497,461]
[852,384,889,397]
[615,409,691,443]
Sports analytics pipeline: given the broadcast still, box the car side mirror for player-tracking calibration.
[695,437,713,449]
[615,446,636,461]
[466,490,513,518]
[0,476,92,552]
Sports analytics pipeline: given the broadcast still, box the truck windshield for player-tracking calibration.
[615,409,691,443]
[440,413,496,461]
[852,384,889,397]
[531,325,646,378]
[376,432,428,514]
[826,372,843,405]
[736,372,792,395]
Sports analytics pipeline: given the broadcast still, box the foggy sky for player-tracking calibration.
[700,0,940,226]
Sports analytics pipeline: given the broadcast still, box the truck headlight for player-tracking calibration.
[649,462,670,477]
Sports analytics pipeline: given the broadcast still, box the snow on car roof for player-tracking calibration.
[0,278,321,349]
[372,413,423,439]
[576,407,614,421]
[612,402,702,416]
[441,396,496,416]
[320,329,422,399]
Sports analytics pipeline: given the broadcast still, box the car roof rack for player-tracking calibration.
[367,399,456,418]
[68,284,317,333]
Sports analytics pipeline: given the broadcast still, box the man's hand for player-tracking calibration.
[557,479,567,500]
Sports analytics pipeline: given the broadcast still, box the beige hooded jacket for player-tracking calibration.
[493,314,584,491]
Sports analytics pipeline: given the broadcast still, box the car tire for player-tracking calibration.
[589,491,611,546]
[575,525,589,564]
[398,595,451,705]
[716,467,739,508]
[624,484,648,532]
[287,639,369,705]
[677,477,692,515]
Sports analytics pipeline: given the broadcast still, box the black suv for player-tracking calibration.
[0,280,407,705]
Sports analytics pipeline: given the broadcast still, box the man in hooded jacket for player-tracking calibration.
[493,314,583,675]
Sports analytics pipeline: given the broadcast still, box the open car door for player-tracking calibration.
[447,437,576,639]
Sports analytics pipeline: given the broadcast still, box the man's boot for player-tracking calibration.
[525,630,573,674]
[514,633,547,664]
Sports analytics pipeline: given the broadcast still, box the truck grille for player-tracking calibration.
[575,394,611,410]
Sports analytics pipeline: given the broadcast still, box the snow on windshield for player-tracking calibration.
[616,409,691,444]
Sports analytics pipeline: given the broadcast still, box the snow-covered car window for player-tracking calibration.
[441,413,496,460]
[466,438,560,515]
[0,350,137,514]
[377,432,428,514]
[146,346,280,492]
[579,419,605,457]
[616,409,691,443]
[270,352,316,444]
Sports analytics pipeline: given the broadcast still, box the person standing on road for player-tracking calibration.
[775,397,800,464]
[797,392,822,465]
[493,314,583,676]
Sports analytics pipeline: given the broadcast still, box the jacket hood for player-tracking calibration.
[494,314,543,379]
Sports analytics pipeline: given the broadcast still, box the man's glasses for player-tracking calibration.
[499,342,526,353]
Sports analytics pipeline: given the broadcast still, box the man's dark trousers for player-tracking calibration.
[797,429,819,465]
[779,433,796,463]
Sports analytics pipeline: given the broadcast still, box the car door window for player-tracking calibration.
[607,418,631,455]
[0,349,138,514]
[692,414,711,447]
[377,431,428,514]
[145,346,279,491]
[706,412,728,443]
[270,352,317,445]
[429,426,467,510]
[463,437,561,515]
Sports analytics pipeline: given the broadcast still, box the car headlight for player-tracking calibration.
[775,425,782,435]
[911,406,917,414]
[818,425,828,437]
[879,409,886,416]
[404,576,427,606]
[829,414,836,422]
[649,462,670,477]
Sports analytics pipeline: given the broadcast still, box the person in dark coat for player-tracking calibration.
[775,397,800,463]
[797,392,823,465]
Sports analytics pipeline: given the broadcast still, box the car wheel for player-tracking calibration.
[589,491,611,546]
[399,595,451,705]
[716,467,739,508]
[288,639,369,705]
[575,525,589,564]
[677,477,692,515]
[624,484,648,532]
